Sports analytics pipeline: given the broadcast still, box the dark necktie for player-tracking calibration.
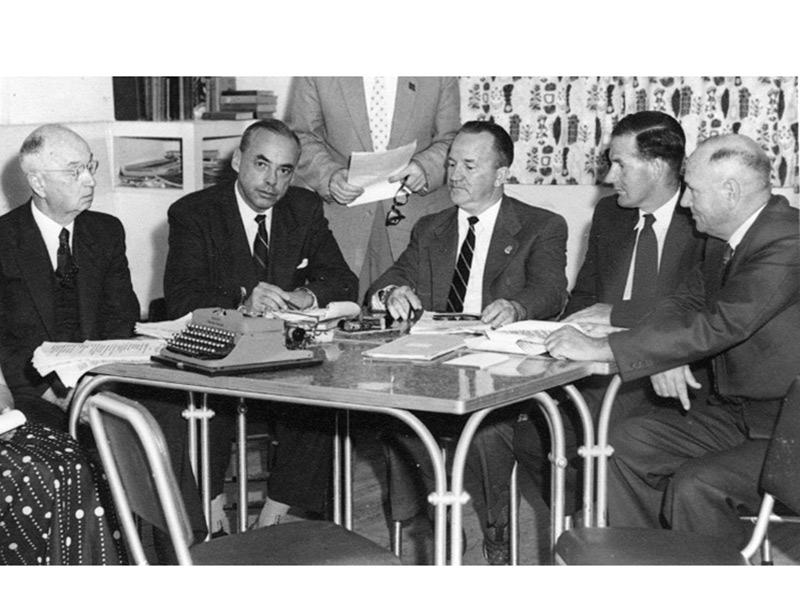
[253,214,269,280]
[56,227,78,288]
[720,243,734,285]
[446,216,479,313]
[631,213,658,301]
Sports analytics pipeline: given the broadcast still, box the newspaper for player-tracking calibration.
[32,338,167,388]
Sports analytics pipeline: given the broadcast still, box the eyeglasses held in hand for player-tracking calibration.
[385,181,411,227]
[38,160,99,181]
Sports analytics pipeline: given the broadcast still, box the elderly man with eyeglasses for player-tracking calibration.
[366,120,568,563]
[0,124,142,429]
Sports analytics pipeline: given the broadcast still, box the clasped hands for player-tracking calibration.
[241,282,314,315]
[382,286,522,329]
[328,161,428,205]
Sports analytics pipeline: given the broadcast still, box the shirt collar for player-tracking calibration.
[727,202,768,251]
[234,180,271,223]
[637,189,680,231]
[31,200,74,241]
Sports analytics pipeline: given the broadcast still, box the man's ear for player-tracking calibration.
[26,172,46,198]
[723,178,741,207]
[494,166,510,187]
[231,148,242,173]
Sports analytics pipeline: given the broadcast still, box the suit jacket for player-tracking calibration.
[287,77,461,278]
[163,182,358,318]
[609,196,800,432]
[0,201,139,397]
[567,193,707,327]
[367,195,569,319]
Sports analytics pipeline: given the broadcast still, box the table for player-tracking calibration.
[69,336,614,565]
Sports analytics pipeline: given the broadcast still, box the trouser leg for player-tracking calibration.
[607,402,745,528]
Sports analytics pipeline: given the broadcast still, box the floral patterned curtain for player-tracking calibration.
[460,76,798,190]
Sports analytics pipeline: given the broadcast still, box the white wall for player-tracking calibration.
[0,76,797,317]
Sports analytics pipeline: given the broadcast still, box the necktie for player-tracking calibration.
[56,228,78,288]
[631,213,658,301]
[367,77,389,152]
[720,243,734,285]
[446,216,479,313]
[253,214,269,280]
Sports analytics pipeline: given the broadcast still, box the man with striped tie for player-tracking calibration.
[164,118,357,533]
[367,120,568,562]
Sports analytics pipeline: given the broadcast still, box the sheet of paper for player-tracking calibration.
[410,312,491,336]
[135,313,192,340]
[347,141,418,206]
[443,352,511,369]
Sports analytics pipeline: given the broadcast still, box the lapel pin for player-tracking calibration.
[408,82,416,92]
[504,245,513,254]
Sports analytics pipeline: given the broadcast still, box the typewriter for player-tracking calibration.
[153,308,322,376]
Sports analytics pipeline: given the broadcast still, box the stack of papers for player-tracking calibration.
[409,313,491,336]
[466,320,584,356]
[363,334,467,361]
[32,339,167,388]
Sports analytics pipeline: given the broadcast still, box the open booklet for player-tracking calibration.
[465,320,585,356]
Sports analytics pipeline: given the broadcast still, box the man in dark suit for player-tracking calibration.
[511,111,708,527]
[546,133,800,544]
[367,120,568,563]
[164,118,358,530]
[0,124,206,555]
[0,124,141,429]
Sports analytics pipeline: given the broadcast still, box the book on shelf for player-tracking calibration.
[201,111,254,121]
[113,76,237,121]
[221,89,276,98]
[218,102,277,112]
[254,111,276,119]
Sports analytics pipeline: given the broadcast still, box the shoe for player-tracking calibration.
[482,524,509,565]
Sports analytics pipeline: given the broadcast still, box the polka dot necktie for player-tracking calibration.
[367,77,389,152]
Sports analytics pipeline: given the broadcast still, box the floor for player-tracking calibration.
[222,413,800,566]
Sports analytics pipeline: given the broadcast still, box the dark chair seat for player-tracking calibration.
[556,527,748,565]
[190,520,400,565]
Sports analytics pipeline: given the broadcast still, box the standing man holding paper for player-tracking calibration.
[287,76,461,301]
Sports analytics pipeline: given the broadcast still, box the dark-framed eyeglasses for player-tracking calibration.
[385,181,411,227]
[38,160,99,181]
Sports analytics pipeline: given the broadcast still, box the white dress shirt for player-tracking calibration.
[622,190,680,301]
[31,201,74,271]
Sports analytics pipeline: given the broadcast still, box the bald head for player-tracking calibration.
[19,124,97,225]
[19,124,91,174]
[681,134,773,240]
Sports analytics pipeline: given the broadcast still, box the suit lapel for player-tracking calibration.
[215,184,259,292]
[483,197,521,295]
[390,77,416,148]
[15,204,58,338]
[73,214,104,338]
[339,77,373,151]
[269,195,306,285]
[431,207,459,306]
[658,201,695,295]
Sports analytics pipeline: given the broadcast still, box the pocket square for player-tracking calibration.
[296,258,309,269]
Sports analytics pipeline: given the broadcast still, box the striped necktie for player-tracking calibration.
[253,214,269,280]
[446,216,479,313]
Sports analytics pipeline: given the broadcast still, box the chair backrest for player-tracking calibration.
[86,392,196,564]
[760,376,800,515]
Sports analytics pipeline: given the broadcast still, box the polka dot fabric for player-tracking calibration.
[1,422,127,565]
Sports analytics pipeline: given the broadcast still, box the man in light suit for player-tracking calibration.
[0,124,207,556]
[546,134,800,544]
[367,120,568,563]
[288,76,461,301]
[164,119,358,529]
[512,111,709,525]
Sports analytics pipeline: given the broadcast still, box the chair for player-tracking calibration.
[86,391,401,565]
[554,376,800,565]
